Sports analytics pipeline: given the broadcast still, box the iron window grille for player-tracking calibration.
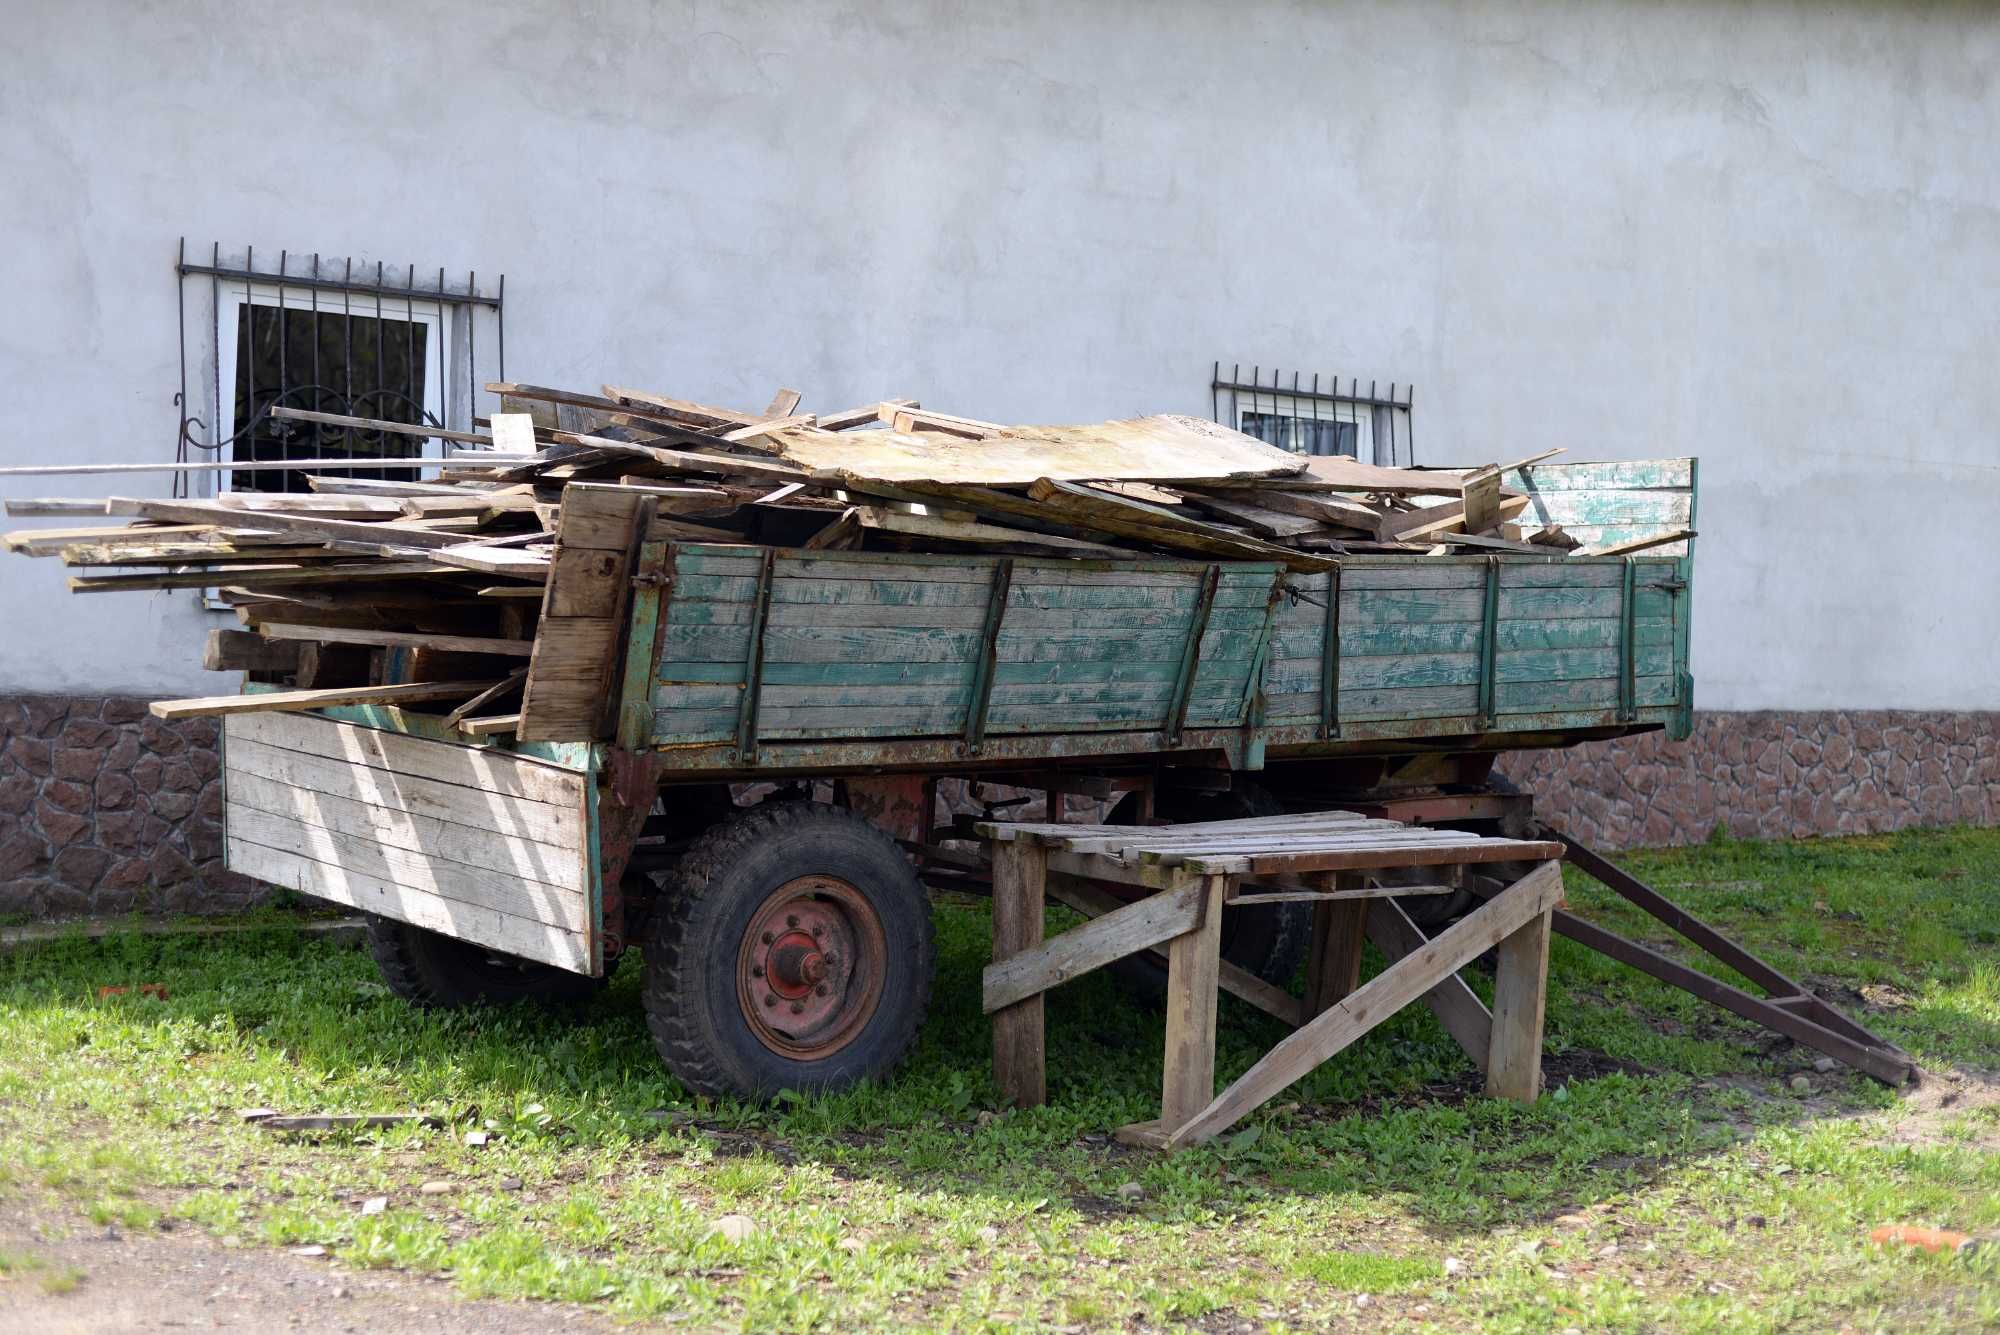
[174,240,506,497]
[1211,363,1415,467]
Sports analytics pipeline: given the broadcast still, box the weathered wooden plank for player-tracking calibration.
[1367,898,1492,1073]
[226,769,585,887]
[226,840,590,974]
[1486,898,1554,1101]
[256,623,535,657]
[1160,877,1226,1130]
[226,803,582,927]
[991,840,1049,1108]
[982,881,1203,1013]
[1267,615,1675,657]
[1163,861,1564,1146]
[203,629,301,673]
[152,679,491,719]
[225,711,584,806]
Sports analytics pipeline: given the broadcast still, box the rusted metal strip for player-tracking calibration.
[1319,563,1342,740]
[1475,556,1501,728]
[1164,564,1222,747]
[963,557,1014,756]
[733,546,778,765]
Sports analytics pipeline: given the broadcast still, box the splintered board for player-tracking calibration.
[516,483,646,741]
[650,546,1285,744]
[221,711,598,974]
[760,414,1307,486]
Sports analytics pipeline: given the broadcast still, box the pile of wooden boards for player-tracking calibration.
[1,380,1692,733]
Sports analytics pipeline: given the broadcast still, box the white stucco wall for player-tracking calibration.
[2,0,1995,708]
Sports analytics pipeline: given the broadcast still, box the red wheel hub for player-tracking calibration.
[737,875,887,1059]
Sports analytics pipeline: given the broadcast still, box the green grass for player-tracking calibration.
[0,825,1996,1329]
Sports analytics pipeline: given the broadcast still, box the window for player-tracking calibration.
[1210,364,1415,467]
[175,243,506,497]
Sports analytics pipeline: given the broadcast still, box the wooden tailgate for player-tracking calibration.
[222,711,599,974]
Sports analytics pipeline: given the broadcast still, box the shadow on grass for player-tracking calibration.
[0,881,1948,1246]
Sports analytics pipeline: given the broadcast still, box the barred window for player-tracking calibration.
[1210,364,1414,466]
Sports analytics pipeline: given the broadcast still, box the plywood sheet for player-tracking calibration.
[762,414,1306,486]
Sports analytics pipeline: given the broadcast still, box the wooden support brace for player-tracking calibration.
[1366,898,1493,1073]
[1159,875,1227,1131]
[1159,860,1565,1148]
[982,880,1203,1014]
[1486,901,1554,1101]
[990,839,1049,1108]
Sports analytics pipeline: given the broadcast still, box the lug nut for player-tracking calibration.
[815,984,829,997]
[751,964,764,978]
[786,914,799,929]
[811,925,824,938]
[761,931,774,944]
[789,1001,805,1014]
[763,993,777,1008]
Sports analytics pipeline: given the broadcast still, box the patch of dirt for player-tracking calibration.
[0,1198,626,1335]
[1877,1066,2000,1151]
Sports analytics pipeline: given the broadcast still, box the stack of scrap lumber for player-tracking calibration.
[1,381,1691,735]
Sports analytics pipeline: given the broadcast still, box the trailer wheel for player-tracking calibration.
[642,802,935,1099]
[365,918,608,1009]
[1106,780,1311,1002]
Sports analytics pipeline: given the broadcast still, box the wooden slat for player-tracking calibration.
[256,623,534,657]
[227,840,589,973]
[1485,902,1554,1100]
[981,881,1202,1013]
[225,711,582,806]
[152,679,492,719]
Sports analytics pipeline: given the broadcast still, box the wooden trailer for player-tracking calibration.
[221,458,1709,1097]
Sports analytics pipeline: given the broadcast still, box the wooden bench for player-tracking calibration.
[975,810,1567,1149]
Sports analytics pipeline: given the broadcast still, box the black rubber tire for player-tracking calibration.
[365,917,609,1009]
[642,802,936,1100]
[1106,780,1312,1003]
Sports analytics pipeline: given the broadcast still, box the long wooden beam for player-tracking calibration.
[982,881,1203,1013]
[149,679,497,720]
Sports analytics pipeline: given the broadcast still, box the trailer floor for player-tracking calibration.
[0,827,1996,1331]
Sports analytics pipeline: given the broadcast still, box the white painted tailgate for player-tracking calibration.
[222,712,596,973]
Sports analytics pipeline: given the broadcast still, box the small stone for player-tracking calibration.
[1789,1075,1812,1095]
[1555,1212,1590,1229]
[1598,1243,1619,1257]
[1812,1057,1837,1074]
[1518,1238,1544,1256]
[1115,1182,1145,1203]
[1443,1256,1464,1276]
[1354,1294,1372,1308]
[332,1286,350,1299]
[418,1180,456,1196]
[710,1213,757,1244]
[358,1196,388,1215]
[289,1245,326,1258]
[1746,1214,1767,1229]
[497,1178,523,1192]
[463,1130,490,1147]
[837,1236,865,1253]
[976,1226,999,1244]
[974,1110,997,1128]
[238,1108,279,1122]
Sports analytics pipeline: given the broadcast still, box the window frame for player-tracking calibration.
[201,279,457,500]
[1233,394,1375,462]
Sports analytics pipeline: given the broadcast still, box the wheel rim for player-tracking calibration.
[736,875,887,1060]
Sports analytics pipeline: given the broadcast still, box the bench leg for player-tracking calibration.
[991,840,1049,1108]
[1160,874,1226,1131]
[1485,895,1554,1102]
[1304,884,1367,1018]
